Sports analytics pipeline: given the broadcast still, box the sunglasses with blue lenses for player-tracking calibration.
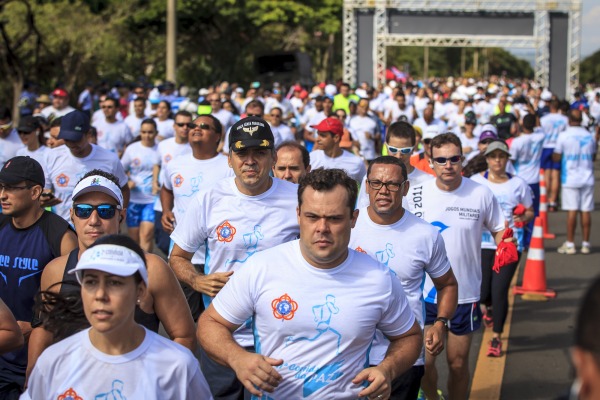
[73,204,121,219]
[432,155,462,166]
[386,144,413,155]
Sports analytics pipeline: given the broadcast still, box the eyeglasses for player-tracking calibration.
[0,122,12,130]
[0,184,33,193]
[386,144,413,155]
[367,180,405,192]
[17,130,34,135]
[246,113,263,118]
[175,122,192,129]
[73,204,121,219]
[432,155,462,166]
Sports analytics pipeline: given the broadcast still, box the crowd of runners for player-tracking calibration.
[0,75,597,399]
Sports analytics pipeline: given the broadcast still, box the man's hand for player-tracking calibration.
[353,366,392,400]
[194,271,234,297]
[425,323,446,355]
[40,192,62,207]
[161,210,176,233]
[229,352,283,397]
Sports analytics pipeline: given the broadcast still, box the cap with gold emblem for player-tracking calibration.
[229,116,274,152]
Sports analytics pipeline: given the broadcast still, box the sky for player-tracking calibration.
[581,0,600,57]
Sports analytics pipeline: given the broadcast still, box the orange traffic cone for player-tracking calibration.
[513,217,556,299]
[539,169,556,239]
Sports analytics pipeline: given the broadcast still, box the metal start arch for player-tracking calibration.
[343,0,582,98]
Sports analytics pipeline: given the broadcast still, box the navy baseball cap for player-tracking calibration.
[229,117,274,152]
[0,156,45,187]
[58,110,90,141]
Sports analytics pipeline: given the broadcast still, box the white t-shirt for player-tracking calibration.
[554,126,596,188]
[413,118,448,136]
[540,112,568,149]
[45,144,128,220]
[356,167,433,215]
[40,105,75,120]
[154,118,175,139]
[212,240,416,399]
[419,178,505,304]
[470,173,533,251]
[171,177,300,346]
[384,104,414,124]
[22,327,212,400]
[121,141,161,204]
[349,209,450,366]
[154,138,192,212]
[509,131,545,184]
[93,119,133,154]
[348,115,378,160]
[0,129,25,165]
[270,123,295,145]
[163,153,234,264]
[16,145,48,168]
[124,114,147,138]
[310,150,366,183]
[213,109,236,134]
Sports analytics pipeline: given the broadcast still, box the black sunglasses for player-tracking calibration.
[432,155,462,166]
[74,204,121,219]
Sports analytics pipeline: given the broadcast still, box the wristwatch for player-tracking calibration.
[434,317,451,330]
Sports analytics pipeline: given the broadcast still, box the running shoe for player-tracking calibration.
[557,242,576,255]
[581,244,591,254]
[483,308,493,328]
[417,388,445,400]
[487,337,502,357]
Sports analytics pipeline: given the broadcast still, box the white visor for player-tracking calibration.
[69,244,148,285]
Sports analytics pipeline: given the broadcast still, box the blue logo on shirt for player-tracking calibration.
[431,221,450,233]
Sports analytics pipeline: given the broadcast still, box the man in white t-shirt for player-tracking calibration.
[93,97,133,157]
[309,117,366,183]
[348,98,379,161]
[273,141,311,184]
[154,110,194,253]
[302,95,327,151]
[385,92,415,125]
[0,106,25,165]
[540,99,568,211]
[40,88,75,121]
[124,97,148,138]
[553,109,597,255]
[419,133,505,400]
[357,121,433,214]
[43,110,130,221]
[170,117,300,399]
[162,114,233,319]
[268,107,294,145]
[198,168,422,400]
[350,156,457,400]
[208,93,236,138]
[413,102,447,139]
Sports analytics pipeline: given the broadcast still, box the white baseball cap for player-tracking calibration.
[69,244,148,285]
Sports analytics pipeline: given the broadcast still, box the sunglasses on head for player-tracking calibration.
[432,155,462,166]
[386,144,413,155]
[74,204,121,219]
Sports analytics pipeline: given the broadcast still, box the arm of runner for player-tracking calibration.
[197,304,283,397]
[169,244,234,297]
[152,164,161,195]
[146,254,196,351]
[59,229,78,256]
[425,269,457,355]
[0,299,23,354]
[160,186,176,233]
[354,320,422,399]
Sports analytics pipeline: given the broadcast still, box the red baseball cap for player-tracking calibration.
[311,117,344,137]
[51,88,68,98]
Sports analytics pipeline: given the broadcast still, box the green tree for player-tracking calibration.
[580,49,600,84]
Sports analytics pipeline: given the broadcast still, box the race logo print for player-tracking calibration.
[164,154,172,163]
[56,173,69,187]
[91,177,101,186]
[132,158,141,167]
[173,174,184,188]
[217,220,236,242]
[272,293,298,321]
[354,246,367,254]
[58,387,83,400]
